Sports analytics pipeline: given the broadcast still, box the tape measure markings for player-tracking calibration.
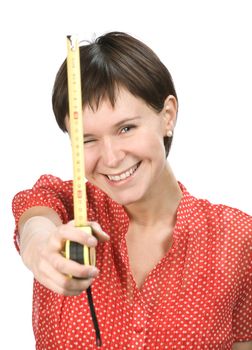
[66,35,95,266]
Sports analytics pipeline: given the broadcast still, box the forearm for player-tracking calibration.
[18,206,62,234]
[18,207,62,269]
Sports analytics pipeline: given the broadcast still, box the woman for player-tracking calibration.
[12,32,252,349]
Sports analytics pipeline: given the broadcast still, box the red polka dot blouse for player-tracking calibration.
[12,175,252,349]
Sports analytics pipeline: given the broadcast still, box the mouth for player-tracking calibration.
[105,162,141,182]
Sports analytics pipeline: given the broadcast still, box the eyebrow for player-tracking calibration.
[113,116,141,128]
[83,116,141,138]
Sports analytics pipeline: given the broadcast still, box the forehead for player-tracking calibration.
[84,88,150,120]
[65,87,159,133]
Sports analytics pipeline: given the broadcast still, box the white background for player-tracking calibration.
[0,0,251,348]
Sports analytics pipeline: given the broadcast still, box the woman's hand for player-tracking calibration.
[19,214,109,296]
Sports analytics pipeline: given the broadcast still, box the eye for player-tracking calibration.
[120,125,136,134]
[84,139,96,145]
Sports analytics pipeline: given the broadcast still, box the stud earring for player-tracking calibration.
[167,130,173,137]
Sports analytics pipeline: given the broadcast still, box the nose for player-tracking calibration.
[101,137,125,168]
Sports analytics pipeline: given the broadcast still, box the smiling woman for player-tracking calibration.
[64,88,177,207]
[12,32,252,350]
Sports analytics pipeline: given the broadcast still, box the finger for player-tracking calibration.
[36,258,98,296]
[62,276,95,295]
[49,252,99,279]
[39,272,94,296]
[67,220,109,241]
[54,272,95,296]
[88,221,110,242]
[51,224,98,251]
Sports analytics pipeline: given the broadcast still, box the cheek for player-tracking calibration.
[84,149,97,178]
[137,130,166,155]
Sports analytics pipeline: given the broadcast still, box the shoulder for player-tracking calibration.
[179,182,251,234]
[179,181,251,254]
[32,174,73,192]
[14,174,123,216]
[195,197,252,233]
[192,195,252,260]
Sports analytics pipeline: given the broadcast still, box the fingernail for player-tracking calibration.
[102,231,110,238]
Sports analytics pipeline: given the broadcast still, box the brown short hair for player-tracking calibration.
[52,31,178,156]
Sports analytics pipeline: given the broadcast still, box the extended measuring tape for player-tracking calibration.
[65,36,102,347]
[65,35,96,266]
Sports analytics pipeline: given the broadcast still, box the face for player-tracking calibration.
[66,88,176,207]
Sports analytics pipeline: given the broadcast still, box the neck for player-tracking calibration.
[124,163,182,227]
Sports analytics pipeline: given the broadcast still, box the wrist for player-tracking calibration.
[20,216,56,268]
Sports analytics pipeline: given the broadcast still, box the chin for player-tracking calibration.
[93,180,146,206]
[109,192,144,206]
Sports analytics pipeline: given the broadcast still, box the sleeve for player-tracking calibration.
[232,214,252,342]
[12,174,73,252]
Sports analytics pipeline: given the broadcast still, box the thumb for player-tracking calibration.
[88,221,110,243]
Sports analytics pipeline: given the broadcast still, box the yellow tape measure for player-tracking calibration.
[64,36,102,347]
[65,35,95,267]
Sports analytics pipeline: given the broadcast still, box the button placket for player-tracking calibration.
[129,300,147,349]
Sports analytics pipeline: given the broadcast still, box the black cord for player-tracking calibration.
[68,242,102,346]
[86,286,102,347]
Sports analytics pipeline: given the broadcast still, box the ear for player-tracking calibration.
[162,95,178,135]
[64,115,71,134]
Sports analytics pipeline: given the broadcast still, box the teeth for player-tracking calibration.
[107,164,139,181]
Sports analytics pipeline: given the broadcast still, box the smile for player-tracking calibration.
[106,162,140,182]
